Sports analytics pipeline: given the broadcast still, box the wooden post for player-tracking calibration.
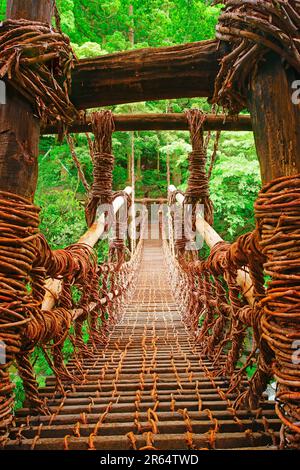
[247,52,300,441]
[248,53,300,183]
[0,0,53,200]
[0,0,53,437]
[7,0,52,21]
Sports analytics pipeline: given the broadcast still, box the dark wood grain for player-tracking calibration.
[248,53,300,183]
[70,40,221,109]
[43,113,252,134]
[6,0,53,22]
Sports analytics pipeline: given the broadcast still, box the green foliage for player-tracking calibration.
[56,0,219,50]
[72,42,107,58]
[0,0,5,20]
[56,0,75,32]
[209,132,261,240]
[36,189,86,249]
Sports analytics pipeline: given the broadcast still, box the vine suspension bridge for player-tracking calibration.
[0,0,300,452]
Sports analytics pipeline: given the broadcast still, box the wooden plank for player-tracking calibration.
[15,409,277,426]
[43,113,252,134]
[70,40,221,109]
[3,431,278,450]
[8,418,282,440]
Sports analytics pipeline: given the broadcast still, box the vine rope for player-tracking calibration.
[213,0,300,112]
[166,173,300,448]
[85,111,115,227]
[0,16,78,130]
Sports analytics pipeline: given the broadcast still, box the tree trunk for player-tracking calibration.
[248,53,300,183]
[167,152,170,188]
[0,0,53,199]
[129,4,134,46]
[137,152,142,182]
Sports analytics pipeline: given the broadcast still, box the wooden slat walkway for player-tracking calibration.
[4,240,279,450]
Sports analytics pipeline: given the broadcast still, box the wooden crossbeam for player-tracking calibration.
[70,40,220,109]
[42,113,252,135]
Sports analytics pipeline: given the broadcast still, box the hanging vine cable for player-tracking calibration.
[85,111,115,227]
[185,109,214,227]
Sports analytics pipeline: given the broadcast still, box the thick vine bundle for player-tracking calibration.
[213,0,300,112]
[185,109,214,227]
[0,19,78,126]
[85,111,115,227]
[255,174,300,449]
[0,192,40,439]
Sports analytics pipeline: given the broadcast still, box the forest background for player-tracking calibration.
[0,0,261,248]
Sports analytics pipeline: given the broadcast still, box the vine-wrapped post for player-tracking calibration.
[0,0,53,441]
[213,0,300,448]
[246,8,300,450]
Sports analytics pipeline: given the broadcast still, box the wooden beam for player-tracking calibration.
[43,113,252,134]
[70,40,220,109]
[0,1,53,199]
[248,53,300,183]
[169,185,255,307]
[247,53,300,432]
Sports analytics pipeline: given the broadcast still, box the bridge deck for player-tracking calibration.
[5,240,279,450]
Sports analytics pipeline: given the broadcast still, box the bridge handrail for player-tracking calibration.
[12,186,146,413]
[168,185,254,306]
[42,186,133,311]
[165,184,269,412]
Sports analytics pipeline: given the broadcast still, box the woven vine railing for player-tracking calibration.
[165,175,300,449]
[0,186,146,443]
